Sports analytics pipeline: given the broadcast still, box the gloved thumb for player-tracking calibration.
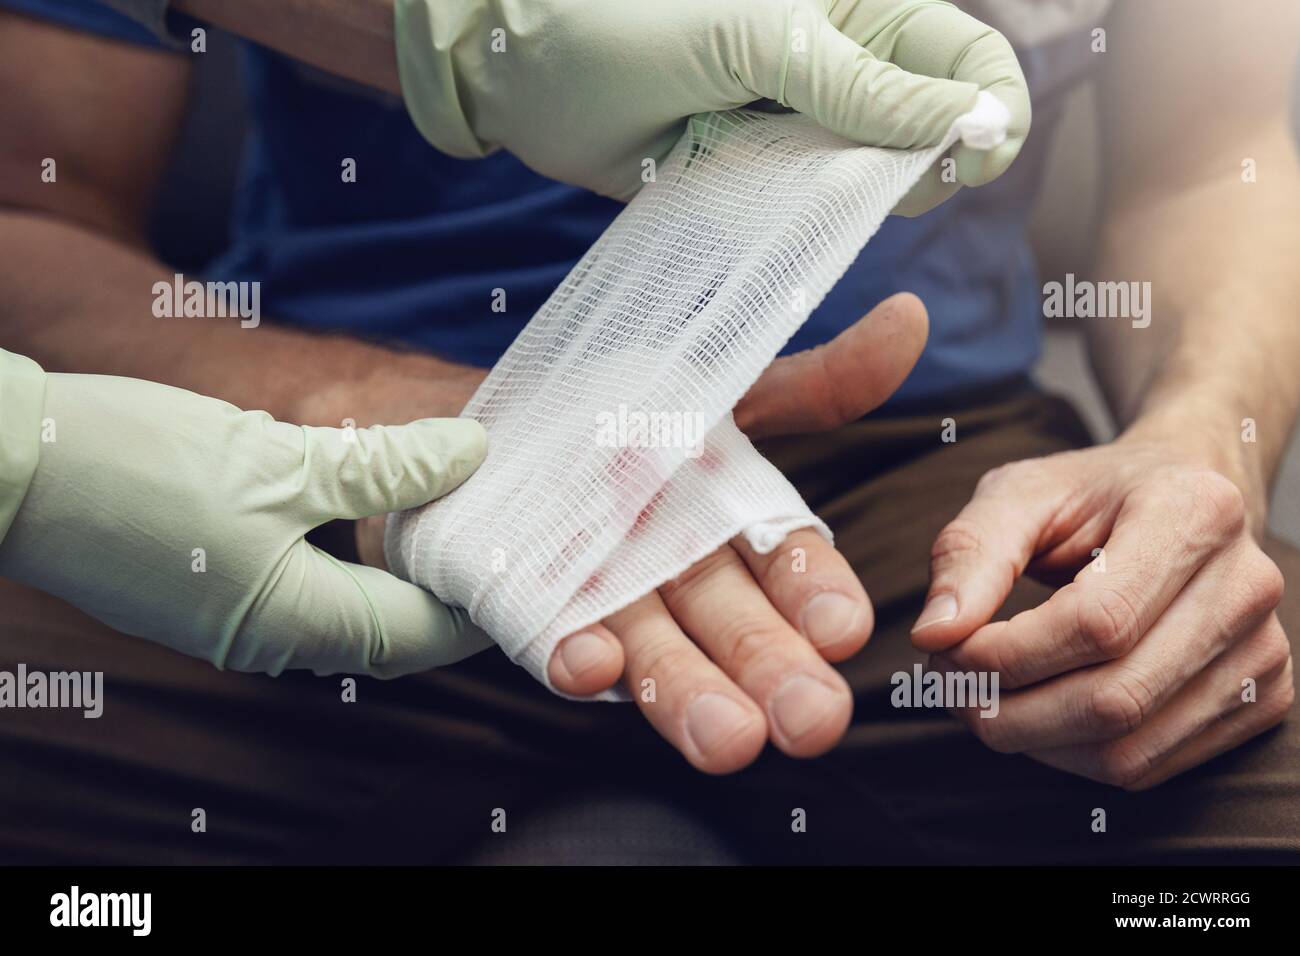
[301,417,487,525]
[344,559,493,676]
[781,10,980,151]
[232,540,492,677]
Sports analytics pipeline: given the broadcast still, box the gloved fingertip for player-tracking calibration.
[864,73,981,150]
[406,416,488,493]
[799,23,981,150]
[952,137,1023,188]
[951,89,1011,150]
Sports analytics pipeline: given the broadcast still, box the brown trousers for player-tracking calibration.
[2,385,1298,864]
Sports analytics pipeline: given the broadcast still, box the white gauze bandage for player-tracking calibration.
[387,93,1010,700]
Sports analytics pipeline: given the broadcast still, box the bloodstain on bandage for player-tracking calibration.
[629,488,668,538]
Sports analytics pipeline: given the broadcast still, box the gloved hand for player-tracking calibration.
[395,0,1029,212]
[0,358,491,677]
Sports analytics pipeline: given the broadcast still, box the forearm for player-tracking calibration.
[1085,0,1300,532]
[1087,117,1300,525]
[173,0,400,94]
[0,207,475,424]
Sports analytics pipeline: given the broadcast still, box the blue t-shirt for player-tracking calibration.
[5,0,1092,406]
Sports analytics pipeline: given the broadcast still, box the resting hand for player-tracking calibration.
[912,431,1294,790]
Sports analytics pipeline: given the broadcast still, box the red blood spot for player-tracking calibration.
[629,488,667,537]
[699,447,723,473]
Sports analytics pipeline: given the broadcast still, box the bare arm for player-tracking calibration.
[1089,0,1300,528]
[173,0,401,93]
[0,11,475,424]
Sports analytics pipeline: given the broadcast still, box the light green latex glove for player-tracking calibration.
[395,0,1029,213]
[0,358,492,677]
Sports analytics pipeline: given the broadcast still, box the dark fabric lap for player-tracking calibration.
[1,386,1296,864]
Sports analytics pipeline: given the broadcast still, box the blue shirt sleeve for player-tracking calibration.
[0,0,167,48]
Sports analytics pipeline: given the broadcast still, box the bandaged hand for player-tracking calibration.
[394,0,1029,210]
[539,294,929,772]
[339,295,925,772]
[0,360,490,677]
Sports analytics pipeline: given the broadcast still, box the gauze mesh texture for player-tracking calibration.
[387,93,1010,700]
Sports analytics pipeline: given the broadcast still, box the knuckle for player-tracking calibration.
[973,464,1011,497]
[1272,662,1297,719]
[931,518,984,563]
[636,642,697,687]
[970,712,1020,754]
[809,356,855,432]
[1263,681,1295,728]
[712,614,795,674]
[658,546,742,600]
[758,530,834,592]
[975,460,1028,493]
[977,631,1024,690]
[1096,740,1153,790]
[1243,554,1286,615]
[1086,673,1152,739]
[1187,469,1247,540]
[1250,663,1293,731]
[1076,586,1143,659]
[1251,622,1292,679]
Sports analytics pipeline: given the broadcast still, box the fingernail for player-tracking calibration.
[558,632,610,681]
[685,693,755,757]
[800,592,862,650]
[912,594,958,632]
[770,674,840,742]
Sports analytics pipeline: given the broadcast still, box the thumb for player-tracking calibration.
[317,554,493,678]
[735,291,928,440]
[782,11,979,151]
[301,417,487,524]
[236,541,492,677]
[910,467,1049,653]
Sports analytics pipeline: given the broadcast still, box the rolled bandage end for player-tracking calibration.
[952,90,1010,151]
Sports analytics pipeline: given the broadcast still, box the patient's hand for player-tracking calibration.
[548,293,928,772]
[911,421,1294,790]
[335,294,926,773]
